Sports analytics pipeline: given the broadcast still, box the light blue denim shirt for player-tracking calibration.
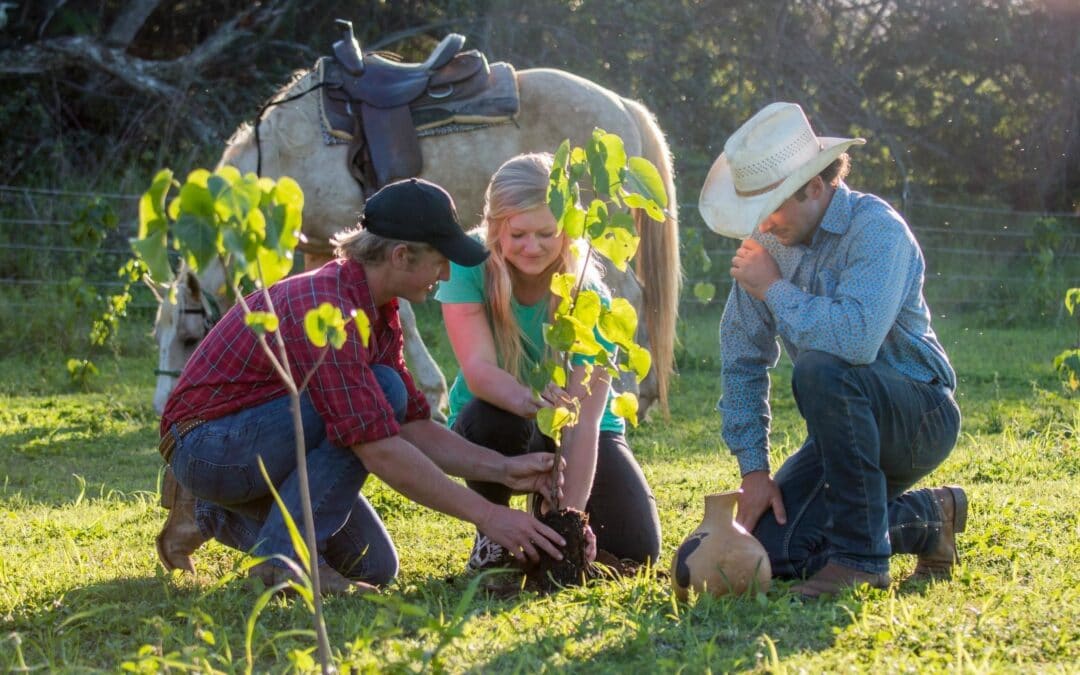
[718,183,956,476]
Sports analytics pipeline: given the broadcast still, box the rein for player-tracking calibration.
[153,292,223,378]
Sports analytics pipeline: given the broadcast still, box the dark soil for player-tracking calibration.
[524,508,590,592]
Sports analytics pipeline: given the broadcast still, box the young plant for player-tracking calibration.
[535,129,669,509]
[131,165,370,674]
[1053,287,1080,393]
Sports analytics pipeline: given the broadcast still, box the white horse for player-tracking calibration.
[153,66,680,419]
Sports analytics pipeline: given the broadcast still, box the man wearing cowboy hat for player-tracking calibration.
[699,103,966,598]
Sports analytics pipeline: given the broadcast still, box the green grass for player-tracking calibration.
[2,311,1078,673]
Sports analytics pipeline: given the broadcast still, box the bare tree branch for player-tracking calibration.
[105,0,163,49]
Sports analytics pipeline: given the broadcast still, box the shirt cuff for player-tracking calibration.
[763,278,802,313]
[733,448,770,476]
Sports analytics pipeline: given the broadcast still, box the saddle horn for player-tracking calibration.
[333,19,365,76]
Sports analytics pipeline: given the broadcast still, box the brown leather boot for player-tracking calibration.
[250,561,378,596]
[911,485,967,580]
[156,466,209,573]
[791,561,891,599]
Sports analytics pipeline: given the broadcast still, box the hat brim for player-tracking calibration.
[698,136,865,240]
[433,232,489,267]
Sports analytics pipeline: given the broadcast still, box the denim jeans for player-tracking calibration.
[453,398,662,563]
[752,351,961,577]
[167,364,408,584]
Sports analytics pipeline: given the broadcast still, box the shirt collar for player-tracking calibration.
[809,182,853,246]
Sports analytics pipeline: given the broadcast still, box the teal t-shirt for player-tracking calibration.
[434,259,625,434]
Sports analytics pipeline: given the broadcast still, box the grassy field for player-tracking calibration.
[1,306,1078,673]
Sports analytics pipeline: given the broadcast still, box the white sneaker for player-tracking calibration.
[465,531,513,573]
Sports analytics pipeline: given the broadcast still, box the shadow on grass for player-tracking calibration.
[0,426,161,507]
[466,579,866,672]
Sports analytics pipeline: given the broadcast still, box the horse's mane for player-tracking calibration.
[220,68,315,166]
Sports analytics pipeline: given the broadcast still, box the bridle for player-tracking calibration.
[153,290,222,378]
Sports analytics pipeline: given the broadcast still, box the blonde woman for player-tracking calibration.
[436,153,661,570]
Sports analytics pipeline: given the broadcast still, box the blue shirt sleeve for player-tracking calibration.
[763,212,914,364]
[719,282,782,475]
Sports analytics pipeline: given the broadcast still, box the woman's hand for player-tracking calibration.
[502,452,565,500]
[584,523,597,564]
[517,383,573,418]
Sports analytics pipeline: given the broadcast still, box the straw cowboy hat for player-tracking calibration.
[698,102,865,239]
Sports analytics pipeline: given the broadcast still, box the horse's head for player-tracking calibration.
[152,269,215,414]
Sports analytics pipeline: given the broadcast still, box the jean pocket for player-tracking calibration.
[179,454,257,505]
[912,394,960,472]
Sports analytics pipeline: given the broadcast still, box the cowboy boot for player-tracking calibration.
[249,561,378,596]
[911,485,968,580]
[156,466,209,573]
[791,561,891,599]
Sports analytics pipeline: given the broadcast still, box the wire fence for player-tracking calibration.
[2,184,1078,319]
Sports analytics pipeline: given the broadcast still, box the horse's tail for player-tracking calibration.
[624,98,681,417]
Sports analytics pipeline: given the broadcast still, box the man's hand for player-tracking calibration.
[736,470,787,532]
[730,238,781,301]
[476,503,566,564]
[503,453,565,500]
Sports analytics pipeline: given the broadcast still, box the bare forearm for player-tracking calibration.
[559,424,599,510]
[356,435,495,525]
[398,419,505,483]
[465,362,537,418]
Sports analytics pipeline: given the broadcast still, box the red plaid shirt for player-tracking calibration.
[161,259,430,447]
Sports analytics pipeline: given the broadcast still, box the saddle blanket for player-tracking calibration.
[315,56,519,146]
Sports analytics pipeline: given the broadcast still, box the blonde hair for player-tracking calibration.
[478,152,604,380]
[332,225,435,265]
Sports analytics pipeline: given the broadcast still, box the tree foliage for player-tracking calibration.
[0,0,1076,210]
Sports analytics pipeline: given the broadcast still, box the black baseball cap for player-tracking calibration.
[362,178,489,267]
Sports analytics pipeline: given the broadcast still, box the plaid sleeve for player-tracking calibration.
[379,300,431,423]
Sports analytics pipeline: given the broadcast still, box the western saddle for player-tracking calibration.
[319,20,519,197]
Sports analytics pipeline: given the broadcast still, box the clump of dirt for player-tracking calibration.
[524,508,590,592]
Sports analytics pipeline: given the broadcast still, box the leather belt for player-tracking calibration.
[158,417,208,463]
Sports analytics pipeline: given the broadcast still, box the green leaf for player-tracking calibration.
[173,211,219,272]
[537,405,576,444]
[623,192,665,223]
[560,203,586,239]
[137,169,174,239]
[586,129,627,198]
[693,281,717,304]
[353,308,372,347]
[545,317,576,352]
[1053,348,1080,392]
[525,362,551,393]
[254,245,293,288]
[1065,288,1080,316]
[590,225,640,272]
[130,232,172,285]
[244,311,279,336]
[598,297,638,348]
[178,177,215,219]
[571,290,602,327]
[550,272,577,315]
[625,343,652,381]
[551,364,567,388]
[624,155,669,208]
[566,314,604,357]
[610,391,639,427]
[304,303,348,349]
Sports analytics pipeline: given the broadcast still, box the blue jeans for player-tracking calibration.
[752,351,961,577]
[167,364,408,584]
